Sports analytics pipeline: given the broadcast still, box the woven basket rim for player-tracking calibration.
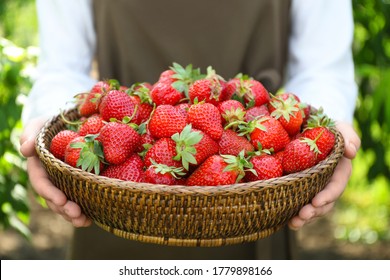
[35,108,345,195]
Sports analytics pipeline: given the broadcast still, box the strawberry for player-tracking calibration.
[127,83,154,124]
[144,161,186,185]
[78,80,119,117]
[245,154,283,181]
[277,92,301,103]
[274,150,285,163]
[186,152,253,186]
[158,69,176,83]
[302,127,335,162]
[64,135,105,175]
[225,75,270,107]
[148,104,188,138]
[175,102,190,114]
[151,63,204,105]
[77,81,109,117]
[244,105,270,122]
[188,66,226,105]
[150,81,184,106]
[129,95,154,125]
[99,90,137,122]
[136,128,155,154]
[269,94,303,136]
[238,116,290,153]
[282,137,320,174]
[243,79,270,107]
[187,102,223,141]
[169,63,204,96]
[98,121,141,165]
[144,138,181,168]
[218,100,246,128]
[50,130,79,160]
[78,114,105,136]
[171,124,219,170]
[220,77,241,101]
[101,154,144,182]
[218,129,254,156]
[301,109,336,162]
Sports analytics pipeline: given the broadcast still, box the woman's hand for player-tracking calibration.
[20,118,92,227]
[288,121,361,230]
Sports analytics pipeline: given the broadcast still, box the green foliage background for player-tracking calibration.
[0,0,389,243]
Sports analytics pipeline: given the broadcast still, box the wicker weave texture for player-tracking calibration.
[35,109,345,247]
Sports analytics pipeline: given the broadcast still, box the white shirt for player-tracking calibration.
[23,0,357,124]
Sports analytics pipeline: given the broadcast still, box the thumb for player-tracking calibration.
[336,121,361,160]
[20,117,49,157]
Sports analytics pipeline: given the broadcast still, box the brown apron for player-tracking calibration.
[69,0,297,260]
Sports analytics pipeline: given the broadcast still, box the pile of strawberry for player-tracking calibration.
[49,63,336,186]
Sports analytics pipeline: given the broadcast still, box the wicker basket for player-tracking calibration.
[35,108,345,247]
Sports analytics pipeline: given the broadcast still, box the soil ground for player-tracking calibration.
[1,195,389,260]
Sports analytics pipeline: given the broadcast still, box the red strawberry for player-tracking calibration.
[175,102,190,114]
[171,124,219,170]
[150,81,184,106]
[188,66,226,105]
[218,100,246,128]
[218,129,254,156]
[50,130,79,160]
[188,79,223,105]
[245,154,283,181]
[77,81,111,117]
[98,122,141,165]
[136,129,156,154]
[148,104,188,138]
[158,69,176,83]
[99,90,137,122]
[101,154,144,182]
[78,114,105,136]
[282,137,320,174]
[277,92,301,103]
[64,135,105,175]
[302,127,335,162]
[64,136,85,168]
[144,162,186,185]
[239,116,290,153]
[244,105,270,122]
[187,102,223,141]
[220,75,270,107]
[220,77,241,100]
[243,79,270,107]
[269,94,303,136]
[301,109,336,162]
[127,83,154,124]
[144,138,181,168]
[130,95,154,125]
[151,63,204,105]
[186,153,251,186]
[274,150,285,163]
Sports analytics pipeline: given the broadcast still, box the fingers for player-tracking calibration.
[27,157,67,206]
[288,155,352,230]
[336,121,361,160]
[288,202,334,230]
[46,200,92,227]
[311,157,352,208]
[27,156,92,228]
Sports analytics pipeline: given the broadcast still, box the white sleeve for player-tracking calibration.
[285,0,357,123]
[22,0,97,124]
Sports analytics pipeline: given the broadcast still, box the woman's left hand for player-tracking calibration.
[288,121,361,230]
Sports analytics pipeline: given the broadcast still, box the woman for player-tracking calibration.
[20,0,360,259]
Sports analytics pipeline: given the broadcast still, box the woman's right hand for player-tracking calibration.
[20,117,92,227]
